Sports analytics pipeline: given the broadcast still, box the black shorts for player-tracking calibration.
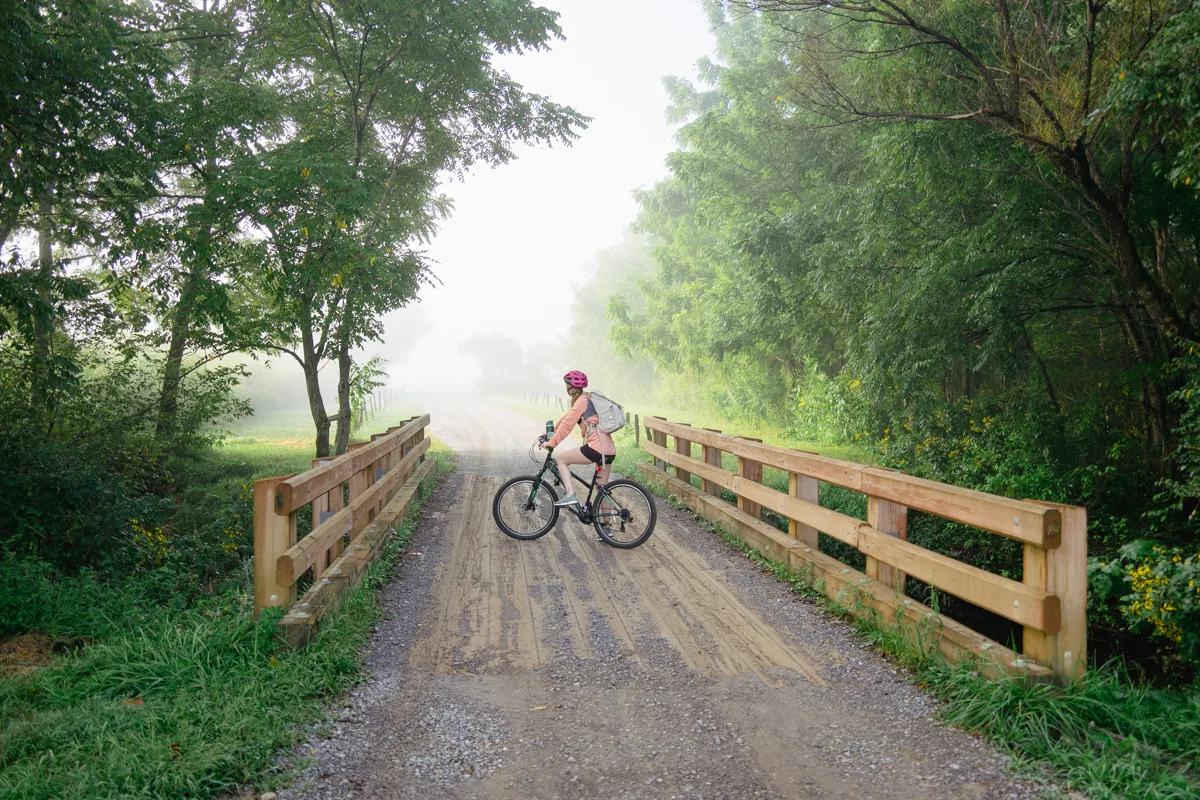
[580,445,615,465]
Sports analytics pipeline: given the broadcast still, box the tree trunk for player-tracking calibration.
[300,309,332,457]
[155,266,204,438]
[333,330,352,455]
[156,147,217,439]
[1071,153,1194,346]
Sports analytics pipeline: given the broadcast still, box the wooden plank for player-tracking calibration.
[276,437,431,585]
[254,476,297,615]
[736,436,763,520]
[862,468,1061,549]
[789,472,819,547]
[866,494,908,592]
[644,442,1058,631]
[643,416,1060,545]
[275,415,430,513]
[856,526,1058,632]
[645,441,859,547]
[278,458,436,648]
[701,428,724,497]
[637,464,1053,681]
[1022,501,1087,683]
[645,417,862,489]
[674,424,694,486]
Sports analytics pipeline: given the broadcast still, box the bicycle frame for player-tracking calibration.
[530,449,615,525]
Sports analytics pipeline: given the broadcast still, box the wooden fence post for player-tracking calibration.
[736,436,763,519]
[412,417,426,463]
[634,414,640,447]
[866,494,908,593]
[650,417,668,471]
[701,428,723,497]
[1023,502,1087,682]
[789,471,820,547]
[346,441,370,527]
[254,476,297,615]
[674,424,694,487]
[310,458,337,578]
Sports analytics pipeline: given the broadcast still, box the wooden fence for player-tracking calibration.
[638,416,1086,683]
[253,414,435,646]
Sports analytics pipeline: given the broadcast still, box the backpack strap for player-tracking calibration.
[582,395,598,439]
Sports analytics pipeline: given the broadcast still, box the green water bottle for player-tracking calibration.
[545,420,554,436]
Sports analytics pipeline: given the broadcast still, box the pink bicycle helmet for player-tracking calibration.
[563,370,588,388]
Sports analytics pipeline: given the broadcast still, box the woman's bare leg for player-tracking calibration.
[554,447,590,500]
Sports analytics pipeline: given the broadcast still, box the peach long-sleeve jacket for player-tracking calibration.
[547,394,616,455]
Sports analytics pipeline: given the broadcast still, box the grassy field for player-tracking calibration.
[504,395,873,465]
[0,408,453,800]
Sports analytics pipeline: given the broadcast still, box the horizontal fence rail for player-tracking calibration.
[638,416,1086,683]
[253,415,434,646]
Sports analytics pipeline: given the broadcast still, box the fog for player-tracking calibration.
[366,0,714,395]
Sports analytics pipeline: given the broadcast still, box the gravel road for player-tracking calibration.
[276,396,1042,800]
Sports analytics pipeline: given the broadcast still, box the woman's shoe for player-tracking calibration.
[553,494,580,508]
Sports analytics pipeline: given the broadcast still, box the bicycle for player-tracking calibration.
[492,434,657,548]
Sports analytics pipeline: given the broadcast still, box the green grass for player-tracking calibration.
[503,396,873,464]
[647,483,1200,799]
[226,403,424,447]
[0,432,454,799]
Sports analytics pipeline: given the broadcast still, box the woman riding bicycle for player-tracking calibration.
[540,370,615,508]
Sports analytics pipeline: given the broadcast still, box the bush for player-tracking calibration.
[0,430,174,574]
[1092,542,1200,669]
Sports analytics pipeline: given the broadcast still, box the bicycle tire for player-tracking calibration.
[592,479,657,549]
[493,476,560,540]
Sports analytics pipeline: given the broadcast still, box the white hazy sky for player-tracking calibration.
[372,0,715,392]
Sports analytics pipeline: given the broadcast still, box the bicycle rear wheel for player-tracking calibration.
[493,476,560,540]
[592,479,656,548]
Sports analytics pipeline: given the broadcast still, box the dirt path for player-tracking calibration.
[279,396,1038,800]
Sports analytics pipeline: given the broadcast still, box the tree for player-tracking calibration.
[734,0,1200,445]
[249,0,586,455]
[1,0,166,419]
[146,0,278,440]
[560,232,657,400]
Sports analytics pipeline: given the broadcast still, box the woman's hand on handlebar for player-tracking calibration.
[537,434,553,451]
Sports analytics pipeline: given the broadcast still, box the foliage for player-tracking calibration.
[1160,343,1200,516]
[0,465,442,799]
[557,232,656,400]
[582,2,1200,673]
[348,355,388,433]
[1093,542,1200,668]
[247,0,586,454]
[0,431,449,798]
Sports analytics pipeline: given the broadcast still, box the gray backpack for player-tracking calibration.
[585,391,627,434]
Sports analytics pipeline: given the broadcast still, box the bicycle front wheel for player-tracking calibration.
[493,476,560,540]
[592,479,657,549]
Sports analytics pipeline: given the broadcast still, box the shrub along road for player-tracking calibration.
[278,396,1040,799]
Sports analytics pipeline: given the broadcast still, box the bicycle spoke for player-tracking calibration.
[494,477,558,540]
[594,482,654,547]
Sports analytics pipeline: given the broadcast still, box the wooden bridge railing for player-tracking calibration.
[253,414,434,645]
[638,416,1086,683]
